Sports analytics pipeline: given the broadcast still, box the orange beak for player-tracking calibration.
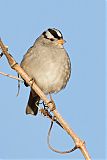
[57,39,65,45]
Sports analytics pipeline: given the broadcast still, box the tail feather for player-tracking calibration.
[26,89,40,116]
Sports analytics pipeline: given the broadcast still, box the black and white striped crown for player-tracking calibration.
[42,28,63,40]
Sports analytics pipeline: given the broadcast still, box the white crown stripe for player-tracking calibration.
[53,29,62,38]
[45,31,54,39]
[43,28,63,40]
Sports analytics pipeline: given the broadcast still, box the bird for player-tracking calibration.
[20,28,71,116]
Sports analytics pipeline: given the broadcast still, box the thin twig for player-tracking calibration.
[47,117,78,154]
[0,71,24,82]
[0,39,91,160]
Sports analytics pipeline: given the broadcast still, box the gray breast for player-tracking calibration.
[21,44,71,94]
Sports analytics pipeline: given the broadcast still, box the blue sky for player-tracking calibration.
[0,0,105,159]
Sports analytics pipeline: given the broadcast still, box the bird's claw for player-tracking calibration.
[47,94,56,112]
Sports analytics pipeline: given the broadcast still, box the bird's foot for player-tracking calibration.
[42,94,56,112]
[47,94,56,112]
[39,108,52,118]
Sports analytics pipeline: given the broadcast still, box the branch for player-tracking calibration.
[0,71,23,82]
[0,39,91,160]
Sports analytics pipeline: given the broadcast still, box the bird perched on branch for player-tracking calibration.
[21,28,71,116]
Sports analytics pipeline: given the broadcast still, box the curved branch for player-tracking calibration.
[0,39,91,160]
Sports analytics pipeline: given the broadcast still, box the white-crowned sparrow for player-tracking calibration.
[21,28,71,116]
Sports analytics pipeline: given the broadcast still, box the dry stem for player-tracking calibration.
[0,39,91,160]
[0,71,23,82]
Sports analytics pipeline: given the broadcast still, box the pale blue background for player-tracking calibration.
[0,0,105,159]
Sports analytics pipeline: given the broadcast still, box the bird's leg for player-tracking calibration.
[43,101,49,111]
[42,94,56,112]
[47,94,56,112]
[39,97,62,128]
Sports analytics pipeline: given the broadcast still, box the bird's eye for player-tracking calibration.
[49,38,54,41]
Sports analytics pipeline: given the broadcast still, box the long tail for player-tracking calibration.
[26,89,40,116]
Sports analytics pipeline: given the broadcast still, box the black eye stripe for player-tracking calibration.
[48,29,62,39]
[42,31,47,38]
